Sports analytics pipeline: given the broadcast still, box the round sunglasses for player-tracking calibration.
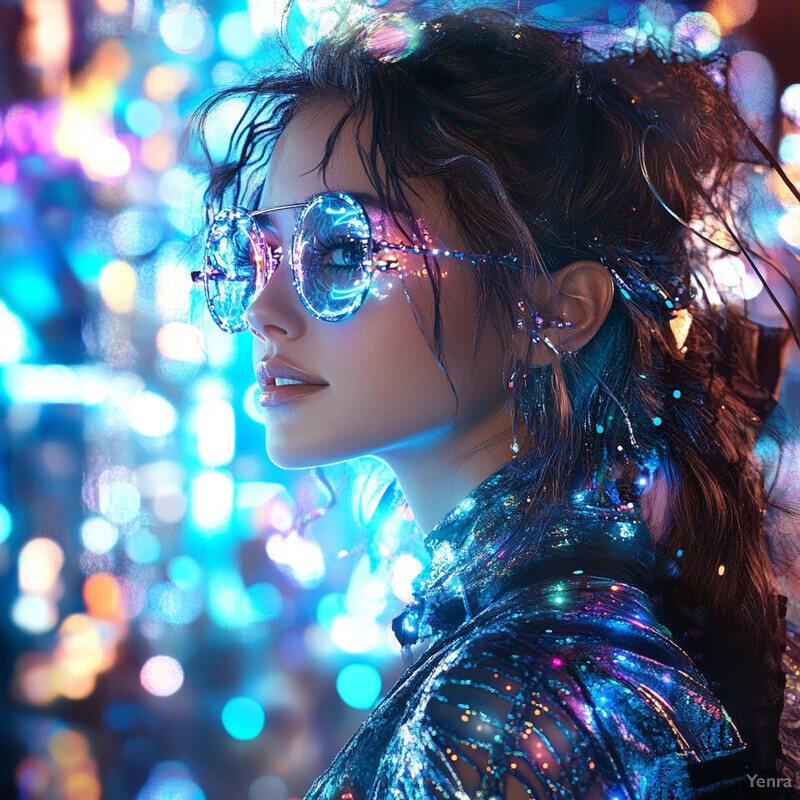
[192,191,513,333]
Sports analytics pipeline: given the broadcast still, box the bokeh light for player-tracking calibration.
[147,581,203,625]
[125,99,164,138]
[99,260,138,313]
[221,697,265,740]
[126,391,178,437]
[219,12,259,59]
[191,470,234,531]
[729,51,775,140]
[144,64,192,102]
[778,208,800,249]
[159,5,208,54]
[136,763,205,800]
[0,502,13,543]
[671,11,721,56]
[779,134,800,165]
[705,0,757,35]
[335,664,382,710]
[83,574,125,621]
[249,775,289,800]
[97,0,129,15]
[195,396,235,466]
[140,656,184,697]
[99,479,141,524]
[12,594,59,634]
[781,84,800,127]
[111,209,163,257]
[81,137,132,183]
[125,529,162,564]
[0,301,29,364]
[81,516,119,554]
[168,555,202,590]
[266,529,325,588]
[18,537,65,595]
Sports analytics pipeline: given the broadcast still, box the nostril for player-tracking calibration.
[248,323,267,342]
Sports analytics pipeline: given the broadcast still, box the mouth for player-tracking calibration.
[256,359,328,407]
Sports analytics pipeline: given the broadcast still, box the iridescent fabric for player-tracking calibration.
[781,624,800,790]
[305,464,764,799]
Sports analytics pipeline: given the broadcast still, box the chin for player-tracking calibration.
[264,436,358,471]
[265,443,323,470]
[264,426,399,470]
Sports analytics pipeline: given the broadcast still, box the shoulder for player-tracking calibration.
[387,578,747,798]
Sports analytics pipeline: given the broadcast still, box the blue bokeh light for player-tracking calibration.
[124,98,164,138]
[147,582,203,625]
[336,664,382,710]
[135,762,206,800]
[168,555,202,590]
[0,504,12,544]
[316,592,346,630]
[247,583,283,622]
[219,12,258,60]
[126,529,162,565]
[221,697,265,740]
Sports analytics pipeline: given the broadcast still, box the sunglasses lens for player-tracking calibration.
[203,208,266,333]
[292,193,372,321]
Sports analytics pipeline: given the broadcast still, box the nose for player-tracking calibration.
[245,257,306,343]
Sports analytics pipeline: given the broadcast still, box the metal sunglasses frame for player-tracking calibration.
[192,191,516,332]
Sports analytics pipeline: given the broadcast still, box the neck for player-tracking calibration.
[378,399,523,532]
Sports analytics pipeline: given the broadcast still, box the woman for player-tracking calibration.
[191,7,799,797]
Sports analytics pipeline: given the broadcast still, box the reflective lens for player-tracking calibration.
[291,193,372,321]
[203,208,267,333]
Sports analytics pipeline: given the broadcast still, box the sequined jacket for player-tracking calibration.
[304,465,792,799]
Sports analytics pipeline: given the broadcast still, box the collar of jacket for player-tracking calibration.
[392,458,658,648]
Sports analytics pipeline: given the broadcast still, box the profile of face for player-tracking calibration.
[246,97,511,472]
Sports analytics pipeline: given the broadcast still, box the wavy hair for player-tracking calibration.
[190,9,798,773]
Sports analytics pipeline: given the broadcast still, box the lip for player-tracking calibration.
[256,357,327,408]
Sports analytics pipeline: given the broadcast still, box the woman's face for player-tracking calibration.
[247,97,510,470]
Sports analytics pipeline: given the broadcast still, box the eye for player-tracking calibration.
[308,236,368,270]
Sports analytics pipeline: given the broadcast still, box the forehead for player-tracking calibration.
[260,97,377,210]
[259,96,464,250]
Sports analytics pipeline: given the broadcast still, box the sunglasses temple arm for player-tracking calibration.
[251,202,308,217]
[381,242,516,264]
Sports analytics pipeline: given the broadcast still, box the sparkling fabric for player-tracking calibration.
[781,623,800,790]
[305,463,754,799]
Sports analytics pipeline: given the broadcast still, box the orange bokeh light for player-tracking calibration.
[141,132,177,172]
[82,573,124,621]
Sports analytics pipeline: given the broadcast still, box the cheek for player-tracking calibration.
[324,282,458,426]
[400,266,509,409]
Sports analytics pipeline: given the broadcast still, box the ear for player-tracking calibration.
[528,260,615,367]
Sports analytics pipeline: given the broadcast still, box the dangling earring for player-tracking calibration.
[508,364,521,455]
[510,420,519,454]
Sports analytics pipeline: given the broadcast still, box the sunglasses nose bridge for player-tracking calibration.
[246,239,313,338]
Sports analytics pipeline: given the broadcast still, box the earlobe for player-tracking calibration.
[528,260,615,366]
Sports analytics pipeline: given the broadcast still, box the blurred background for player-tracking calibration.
[0,1,798,798]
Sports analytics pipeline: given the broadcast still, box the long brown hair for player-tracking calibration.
[191,9,797,772]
